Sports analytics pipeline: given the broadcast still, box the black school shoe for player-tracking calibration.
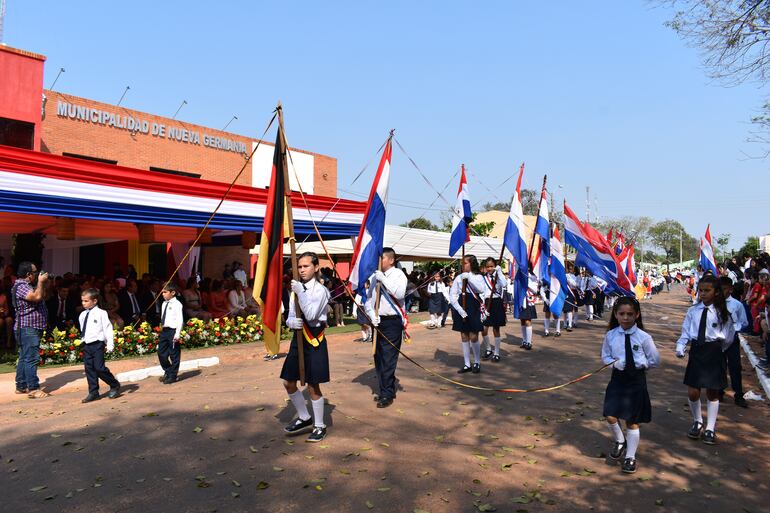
[734,395,749,408]
[554,331,561,337]
[458,365,472,374]
[81,393,99,404]
[306,426,327,443]
[482,350,493,360]
[376,397,394,408]
[472,363,481,374]
[284,417,313,435]
[621,458,637,474]
[610,441,627,460]
[523,343,532,351]
[566,326,573,332]
[687,421,704,440]
[702,430,717,445]
[107,385,121,399]
[491,354,501,362]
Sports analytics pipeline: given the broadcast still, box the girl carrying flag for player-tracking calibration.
[450,255,487,373]
[481,257,507,361]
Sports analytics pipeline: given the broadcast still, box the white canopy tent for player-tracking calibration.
[274,224,505,262]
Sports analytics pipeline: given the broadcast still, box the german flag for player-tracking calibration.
[253,125,288,356]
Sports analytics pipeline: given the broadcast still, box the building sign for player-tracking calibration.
[55,100,247,154]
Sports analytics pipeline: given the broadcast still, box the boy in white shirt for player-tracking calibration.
[158,283,184,384]
[79,288,121,403]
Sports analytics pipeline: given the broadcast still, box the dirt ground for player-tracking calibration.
[1,284,768,513]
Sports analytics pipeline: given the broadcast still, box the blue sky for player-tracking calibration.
[6,1,767,250]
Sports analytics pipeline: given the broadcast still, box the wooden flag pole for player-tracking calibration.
[277,102,305,386]
[372,259,383,357]
[527,174,548,269]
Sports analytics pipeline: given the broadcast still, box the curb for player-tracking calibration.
[738,334,770,401]
[115,356,220,383]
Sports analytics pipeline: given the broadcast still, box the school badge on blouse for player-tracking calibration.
[633,344,639,351]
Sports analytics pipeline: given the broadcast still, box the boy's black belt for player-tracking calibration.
[162,327,176,331]
[380,315,400,319]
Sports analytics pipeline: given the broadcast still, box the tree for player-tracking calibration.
[648,219,690,270]
[439,212,495,237]
[482,188,539,215]
[401,216,440,231]
[663,0,770,154]
[715,232,731,261]
[594,216,654,247]
[738,235,760,256]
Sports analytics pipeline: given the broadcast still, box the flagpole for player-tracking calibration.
[277,102,306,386]
[372,130,394,358]
[527,175,547,268]
[461,164,467,310]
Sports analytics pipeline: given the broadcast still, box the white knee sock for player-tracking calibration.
[361,329,368,340]
[567,312,573,327]
[555,318,562,332]
[471,341,481,363]
[607,421,625,443]
[494,337,501,356]
[688,398,703,423]
[311,397,325,428]
[289,390,310,421]
[482,335,490,352]
[543,318,550,333]
[706,399,719,431]
[429,313,437,325]
[521,326,527,344]
[587,305,594,319]
[625,428,640,459]
[461,341,471,367]
[525,326,532,344]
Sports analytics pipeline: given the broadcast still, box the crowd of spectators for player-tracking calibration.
[0,259,260,352]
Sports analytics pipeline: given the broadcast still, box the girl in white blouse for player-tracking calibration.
[675,274,734,446]
[601,296,659,474]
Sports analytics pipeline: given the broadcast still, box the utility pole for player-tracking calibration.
[585,186,590,223]
[679,227,683,265]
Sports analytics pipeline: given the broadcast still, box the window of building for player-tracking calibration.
[62,152,118,165]
[149,166,201,179]
[0,117,35,150]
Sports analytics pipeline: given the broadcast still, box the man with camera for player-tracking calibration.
[11,261,50,398]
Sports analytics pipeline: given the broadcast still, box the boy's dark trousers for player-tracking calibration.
[158,328,181,380]
[374,316,403,400]
[724,335,743,396]
[440,302,450,327]
[84,341,119,395]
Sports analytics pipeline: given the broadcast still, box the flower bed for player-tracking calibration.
[38,315,272,366]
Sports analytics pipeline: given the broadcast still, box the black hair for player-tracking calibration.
[298,251,319,266]
[483,257,497,266]
[608,296,644,331]
[382,247,396,261]
[17,261,36,277]
[697,274,730,325]
[465,254,480,274]
[717,276,734,289]
[186,276,197,288]
[163,282,179,294]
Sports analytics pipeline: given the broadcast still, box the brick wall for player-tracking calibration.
[40,91,337,193]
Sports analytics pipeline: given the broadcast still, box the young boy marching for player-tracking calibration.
[79,288,121,403]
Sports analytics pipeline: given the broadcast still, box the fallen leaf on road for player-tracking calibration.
[273,467,284,472]
[193,427,203,433]
[30,486,47,492]
[232,480,241,487]
[249,446,258,453]
[366,501,374,509]
[377,487,391,492]
[231,492,240,498]
[511,497,530,504]
[256,481,270,490]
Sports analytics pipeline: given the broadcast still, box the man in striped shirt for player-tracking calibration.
[12,261,50,398]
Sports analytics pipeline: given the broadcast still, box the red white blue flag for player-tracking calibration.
[699,224,719,277]
[449,165,472,257]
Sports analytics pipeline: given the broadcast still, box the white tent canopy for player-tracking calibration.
[275,224,504,262]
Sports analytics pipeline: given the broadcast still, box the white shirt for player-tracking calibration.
[288,278,329,327]
[161,296,184,339]
[78,306,114,350]
[601,325,660,370]
[365,267,407,317]
[227,289,247,311]
[726,296,748,333]
[676,302,736,353]
[233,268,248,287]
[449,273,486,313]
[427,281,444,295]
[566,273,579,291]
[481,268,506,299]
